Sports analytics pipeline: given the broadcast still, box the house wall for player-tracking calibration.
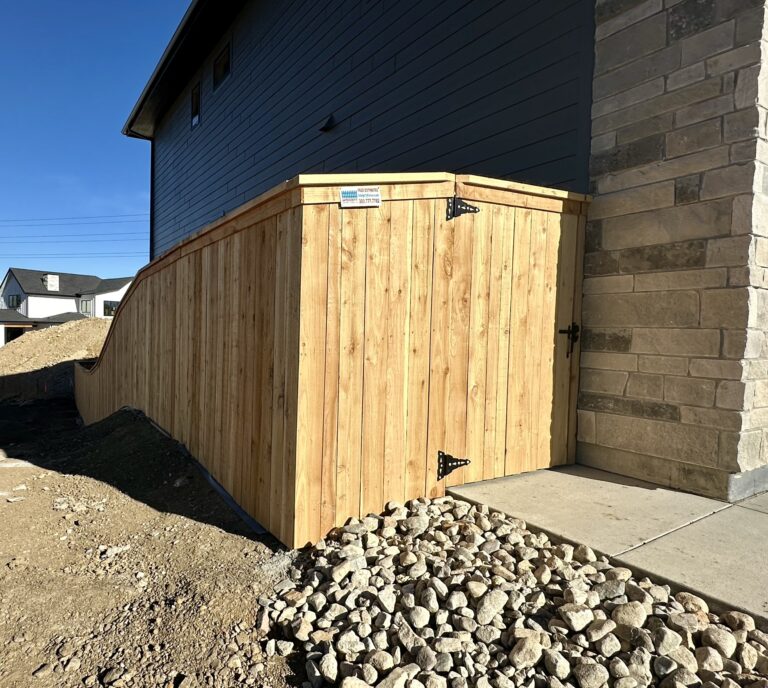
[91,284,131,318]
[26,295,78,319]
[579,0,768,499]
[1,274,28,316]
[150,0,595,257]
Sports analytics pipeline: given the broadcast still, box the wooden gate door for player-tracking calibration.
[425,198,583,498]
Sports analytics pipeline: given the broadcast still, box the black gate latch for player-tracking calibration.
[558,322,580,358]
[446,196,480,220]
[437,450,471,480]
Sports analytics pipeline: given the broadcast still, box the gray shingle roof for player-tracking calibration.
[0,309,87,325]
[8,268,131,297]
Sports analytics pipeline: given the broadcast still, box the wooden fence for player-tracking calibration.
[76,173,588,547]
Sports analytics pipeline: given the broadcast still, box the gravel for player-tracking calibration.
[257,496,768,688]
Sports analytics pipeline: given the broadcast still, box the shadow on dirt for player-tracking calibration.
[0,390,283,549]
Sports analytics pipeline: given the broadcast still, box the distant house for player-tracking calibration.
[0,268,132,346]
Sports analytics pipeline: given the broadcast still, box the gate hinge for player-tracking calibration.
[437,450,471,480]
[446,196,480,221]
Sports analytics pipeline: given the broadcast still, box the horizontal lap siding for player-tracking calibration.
[151,0,593,257]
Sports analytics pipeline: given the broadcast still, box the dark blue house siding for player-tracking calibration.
[151,0,594,257]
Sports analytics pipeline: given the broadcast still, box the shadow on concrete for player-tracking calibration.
[0,392,282,548]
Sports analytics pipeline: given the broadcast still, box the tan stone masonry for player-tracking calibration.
[579,0,768,499]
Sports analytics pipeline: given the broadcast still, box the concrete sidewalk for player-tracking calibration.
[449,465,768,622]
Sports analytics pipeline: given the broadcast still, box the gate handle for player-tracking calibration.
[558,322,580,358]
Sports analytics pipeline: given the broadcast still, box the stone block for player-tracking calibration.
[592,132,618,155]
[734,64,760,108]
[723,107,759,142]
[601,199,731,249]
[581,369,630,395]
[589,181,675,220]
[583,275,635,294]
[593,47,682,102]
[680,21,735,67]
[718,429,762,471]
[716,379,747,408]
[700,162,755,199]
[581,351,639,371]
[751,379,768,408]
[743,405,768,429]
[596,13,669,73]
[666,118,722,158]
[617,113,675,144]
[675,173,701,203]
[730,139,757,163]
[634,267,726,290]
[680,404,743,430]
[715,0,764,23]
[577,410,597,443]
[594,412,719,464]
[584,251,620,276]
[596,0,664,39]
[618,240,707,273]
[597,146,729,194]
[676,94,734,127]
[700,287,750,327]
[735,6,763,44]
[668,0,717,41]
[730,194,752,234]
[639,354,690,375]
[594,77,721,134]
[577,440,675,487]
[664,375,717,405]
[596,0,660,25]
[706,41,761,74]
[722,328,764,358]
[586,220,603,252]
[592,135,665,176]
[667,62,707,91]
[706,235,752,267]
[593,80,666,120]
[581,328,633,352]
[631,327,721,356]
[689,357,743,378]
[582,291,699,327]
[627,372,664,399]
[579,392,680,420]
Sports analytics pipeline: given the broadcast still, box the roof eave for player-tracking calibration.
[123,0,205,140]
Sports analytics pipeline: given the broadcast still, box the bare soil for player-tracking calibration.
[0,318,111,376]
[0,398,296,688]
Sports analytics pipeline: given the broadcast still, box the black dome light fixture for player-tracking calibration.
[319,113,337,132]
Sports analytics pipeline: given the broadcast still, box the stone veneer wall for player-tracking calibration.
[578,0,768,499]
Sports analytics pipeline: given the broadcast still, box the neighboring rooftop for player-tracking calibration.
[6,268,132,297]
[0,309,86,326]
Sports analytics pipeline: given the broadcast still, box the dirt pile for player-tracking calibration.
[0,400,294,688]
[0,318,110,377]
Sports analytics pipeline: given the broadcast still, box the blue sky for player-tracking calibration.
[0,1,189,278]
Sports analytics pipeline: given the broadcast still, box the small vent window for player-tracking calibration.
[191,83,201,128]
[213,43,231,90]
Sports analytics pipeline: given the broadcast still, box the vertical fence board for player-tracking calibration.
[75,175,587,548]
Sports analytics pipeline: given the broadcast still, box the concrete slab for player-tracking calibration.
[448,465,728,556]
[739,491,768,515]
[617,506,768,619]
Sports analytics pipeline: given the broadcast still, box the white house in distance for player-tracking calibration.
[0,267,132,347]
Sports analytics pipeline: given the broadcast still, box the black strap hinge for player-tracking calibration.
[437,450,471,480]
[446,196,480,221]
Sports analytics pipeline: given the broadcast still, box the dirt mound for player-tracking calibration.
[0,400,293,688]
[0,318,110,377]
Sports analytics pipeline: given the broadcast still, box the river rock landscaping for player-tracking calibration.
[260,496,768,688]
